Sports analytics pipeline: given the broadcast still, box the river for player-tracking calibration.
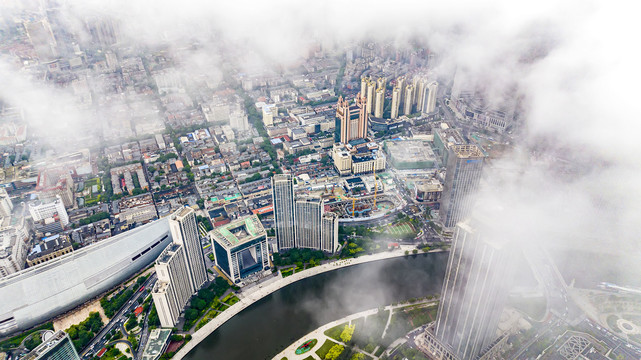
[183,252,448,360]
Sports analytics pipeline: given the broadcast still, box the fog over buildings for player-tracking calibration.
[0,0,639,359]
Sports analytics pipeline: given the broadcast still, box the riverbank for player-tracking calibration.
[273,299,438,360]
[174,246,444,359]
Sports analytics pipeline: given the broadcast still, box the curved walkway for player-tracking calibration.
[173,247,441,359]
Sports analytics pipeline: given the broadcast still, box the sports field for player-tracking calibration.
[380,222,416,235]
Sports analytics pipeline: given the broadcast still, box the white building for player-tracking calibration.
[262,104,277,126]
[0,188,12,217]
[422,81,439,114]
[28,196,69,226]
[0,224,28,278]
[152,243,193,328]
[169,207,207,291]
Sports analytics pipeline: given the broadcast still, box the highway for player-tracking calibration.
[80,273,157,359]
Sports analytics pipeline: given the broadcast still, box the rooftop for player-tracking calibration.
[210,215,265,248]
[141,329,172,360]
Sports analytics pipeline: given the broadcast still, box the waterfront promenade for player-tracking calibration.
[174,245,437,359]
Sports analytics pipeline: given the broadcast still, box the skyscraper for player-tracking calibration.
[440,145,484,228]
[422,81,439,114]
[169,207,207,291]
[432,221,513,360]
[335,94,368,143]
[404,84,414,115]
[272,174,296,251]
[321,212,339,253]
[391,86,401,119]
[295,197,323,249]
[374,88,385,118]
[24,330,80,360]
[366,79,377,115]
[152,243,193,328]
[272,178,339,252]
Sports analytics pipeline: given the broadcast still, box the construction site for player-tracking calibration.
[297,174,403,220]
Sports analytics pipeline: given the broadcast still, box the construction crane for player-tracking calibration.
[331,194,359,217]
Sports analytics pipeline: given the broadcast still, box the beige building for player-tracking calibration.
[262,104,277,126]
[332,141,386,176]
[374,88,385,118]
[391,87,401,119]
[152,243,193,328]
[335,94,368,143]
[404,84,414,115]
[36,169,74,208]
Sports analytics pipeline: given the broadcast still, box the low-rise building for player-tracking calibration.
[116,194,157,224]
[28,196,69,226]
[26,234,73,267]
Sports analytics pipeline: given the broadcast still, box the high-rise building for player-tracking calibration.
[429,221,513,360]
[24,330,80,360]
[422,81,439,114]
[272,176,339,252]
[272,174,296,251]
[440,145,484,228]
[335,94,368,143]
[0,188,12,217]
[295,197,323,249]
[85,17,120,47]
[391,87,401,119]
[152,243,193,328]
[366,79,377,115]
[210,215,269,283]
[0,224,29,278]
[360,77,368,99]
[169,207,207,291]
[404,84,414,115]
[321,212,339,253]
[28,196,69,226]
[374,88,385,118]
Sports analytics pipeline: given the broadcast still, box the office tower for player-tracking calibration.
[440,145,484,228]
[169,207,207,291]
[210,215,269,283]
[295,197,323,249]
[152,243,193,328]
[433,221,512,359]
[374,88,385,118]
[0,188,12,217]
[366,79,376,115]
[24,330,80,360]
[391,87,401,119]
[335,94,368,143]
[422,81,439,114]
[272,174,296,251]
[24,18,58,61]
[321,212,339,253]
[404,84,414,115]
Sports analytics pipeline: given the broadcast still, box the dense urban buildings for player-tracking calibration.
[420,221,513,360]
[210,215,269,283]
[440,144,485,228]
[24,330,81,360]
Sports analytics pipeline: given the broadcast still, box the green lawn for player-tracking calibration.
[324,322,348,342]
[316,339,338,359]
